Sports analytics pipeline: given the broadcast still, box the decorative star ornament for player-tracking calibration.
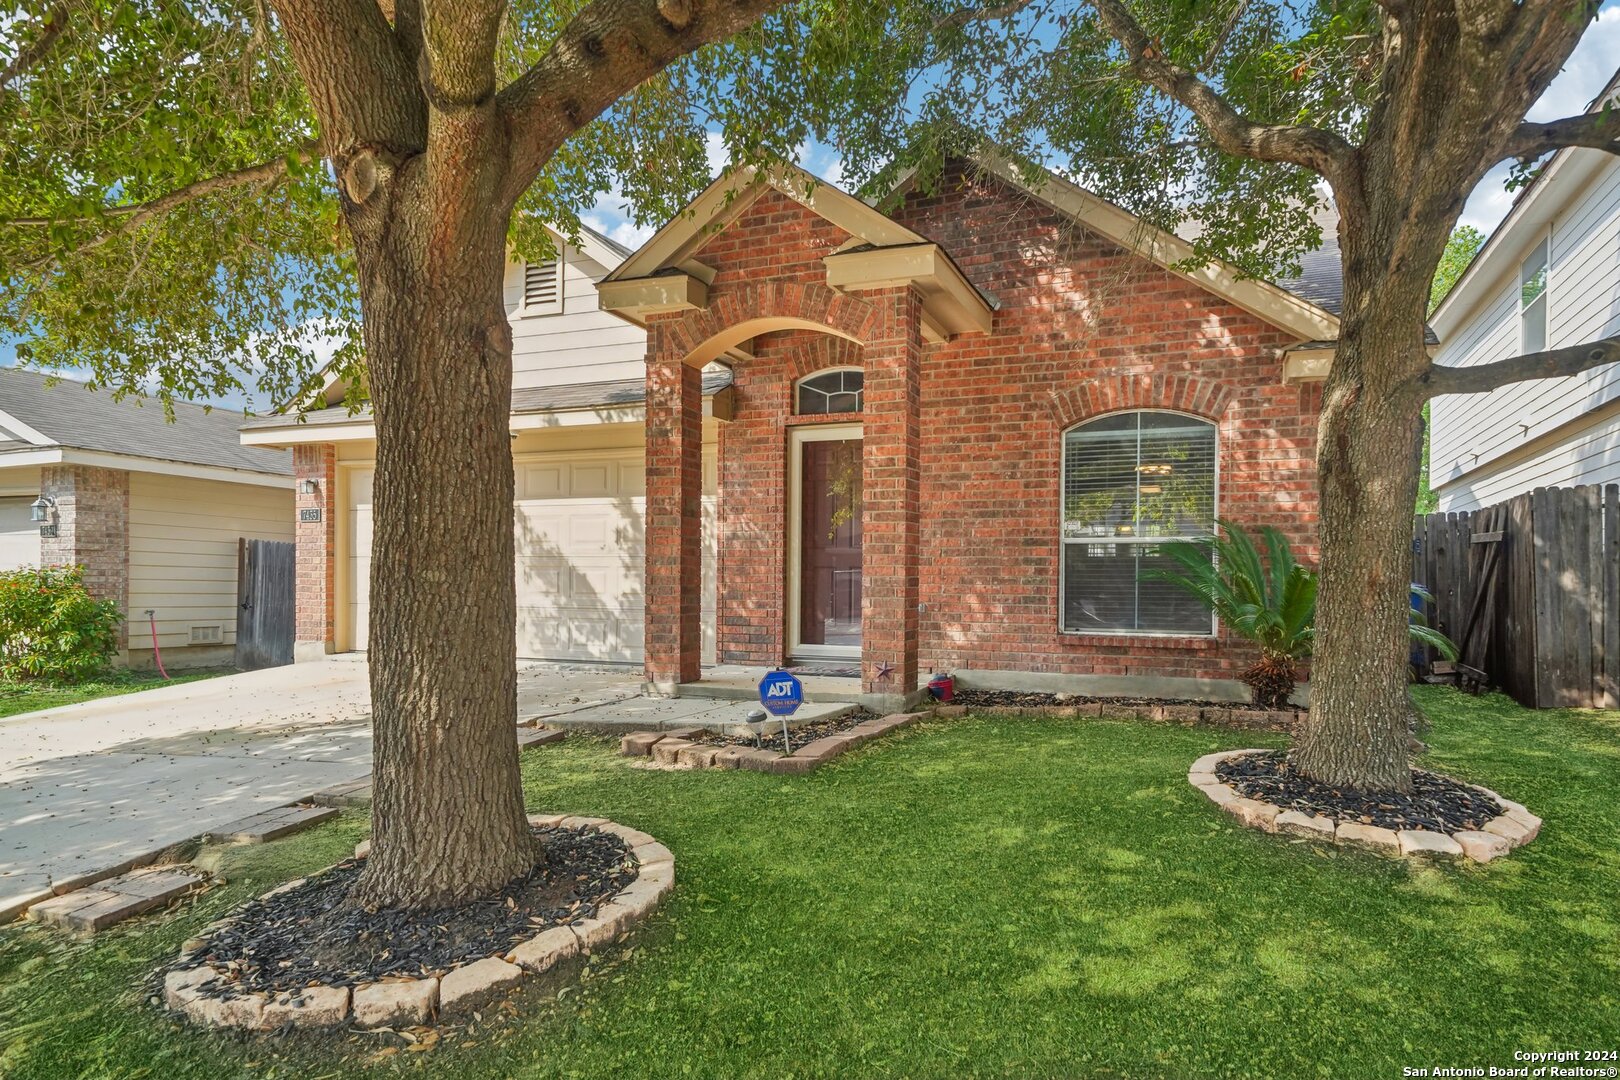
[874,661,894,683]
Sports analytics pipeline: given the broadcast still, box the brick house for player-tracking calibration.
[248,160,1340,707]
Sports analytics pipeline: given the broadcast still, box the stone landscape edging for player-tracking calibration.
[162,814,673,1032]
[1188,749,1540,862]
[932,701,1304,732]
[619,712,925,772]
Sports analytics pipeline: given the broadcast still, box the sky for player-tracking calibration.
[4,8,1617,409]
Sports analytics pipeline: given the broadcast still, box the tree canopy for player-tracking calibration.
[7,1,1615,411]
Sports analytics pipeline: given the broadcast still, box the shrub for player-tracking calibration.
[1152,521,1457,708]
[0,565,123,682]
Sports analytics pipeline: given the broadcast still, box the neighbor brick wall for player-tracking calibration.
[654,171,1322,685]
[293,444,336,659]
[40,464,130,649]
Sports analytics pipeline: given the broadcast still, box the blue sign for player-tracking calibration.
[758,669,804,717]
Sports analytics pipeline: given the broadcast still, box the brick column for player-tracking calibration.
[859,287,924,707]
[293,444,337,661]
[644,341,704,694]
[40,465,130,649]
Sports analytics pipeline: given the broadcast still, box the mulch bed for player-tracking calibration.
[685,707,882,753]
[949,689,1283,714]
[1216,750,1503,833]
[172,825,634,996]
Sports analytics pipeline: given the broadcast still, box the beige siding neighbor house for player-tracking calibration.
[241,226,726,665]
[0,367,294,669]
[1429,69,1620,513]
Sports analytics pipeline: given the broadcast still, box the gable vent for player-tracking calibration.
[523,258,562,314]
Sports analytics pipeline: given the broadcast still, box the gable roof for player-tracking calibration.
[602,154,1342,347]
[598,162,996,341]
[0,367,291,477]
[963,154,1342,342]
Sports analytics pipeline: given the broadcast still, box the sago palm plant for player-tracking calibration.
[1153,521,1456,708]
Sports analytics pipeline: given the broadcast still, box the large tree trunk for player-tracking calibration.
[344,136,536,909]
[1291,279,1430,792]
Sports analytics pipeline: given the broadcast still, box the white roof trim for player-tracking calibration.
[0,447,293,488]
[603,162,930,286]
[0,405,58,448]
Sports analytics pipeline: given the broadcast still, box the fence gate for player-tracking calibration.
[1413,484,1620,709]
[236,538,295,670]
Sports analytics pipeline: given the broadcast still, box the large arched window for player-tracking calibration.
[796,369,863,415]
[1061,411,1217,635]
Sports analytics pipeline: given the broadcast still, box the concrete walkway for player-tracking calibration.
[0,659,642,919]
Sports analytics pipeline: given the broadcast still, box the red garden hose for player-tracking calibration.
[146,609,170,680]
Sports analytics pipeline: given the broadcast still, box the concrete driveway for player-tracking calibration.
[0,658,641,919]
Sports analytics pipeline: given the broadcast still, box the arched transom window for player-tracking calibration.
[1061,410,1217,635]
[796,369,863,415]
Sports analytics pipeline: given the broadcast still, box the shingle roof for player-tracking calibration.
[1276,231,1343,316]
[1272,214,1438,344]
[0,367,291,476]
[240,368,735,431]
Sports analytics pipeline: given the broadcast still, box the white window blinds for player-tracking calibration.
[1061,411,1217,635]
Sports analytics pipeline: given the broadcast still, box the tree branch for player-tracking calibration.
[932,0,1040,33]
[496,0,791,206]
[1089,0,1356,186]
[268,0,425,157]
[1501,106,1620,163]
[1423,336,1620,398]
[11,141,320,270]
[0,3,70,92]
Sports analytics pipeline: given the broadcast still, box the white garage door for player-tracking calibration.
[345,452,715,664]
[0,496,39,570]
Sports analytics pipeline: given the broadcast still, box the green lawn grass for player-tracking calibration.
[0,668,229,719]
[1,687,1616,1079]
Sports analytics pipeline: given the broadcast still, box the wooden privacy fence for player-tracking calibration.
[1412,484,1620,710]
[236,537,295,671]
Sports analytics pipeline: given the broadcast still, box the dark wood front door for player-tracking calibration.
[799,437,862,653]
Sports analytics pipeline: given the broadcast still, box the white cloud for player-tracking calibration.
[1459,4,1620,236]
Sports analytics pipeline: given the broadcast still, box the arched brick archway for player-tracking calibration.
[644,284,925,705]
[650,283,878,369]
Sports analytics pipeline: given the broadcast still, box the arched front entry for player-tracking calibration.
[641,289,927,710]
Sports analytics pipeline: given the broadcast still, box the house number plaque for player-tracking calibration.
[299,508,323,523]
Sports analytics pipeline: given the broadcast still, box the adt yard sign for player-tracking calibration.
[758,669,804,717]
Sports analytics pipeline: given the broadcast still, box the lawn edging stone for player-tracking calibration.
[163,814,674,1033]
[929,699,1303,733]
[619,712,926,774]
[1187,749,1541,863]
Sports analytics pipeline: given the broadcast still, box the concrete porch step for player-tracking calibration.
[665,665,880,704]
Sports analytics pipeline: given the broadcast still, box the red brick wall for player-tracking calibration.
[40,465,130,648]
[644,338,705,690]
[891,168,1319,680]
[665,173,1322,684]
[293,444,336,657]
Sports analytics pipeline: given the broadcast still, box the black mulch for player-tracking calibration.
[170,825,635,996]
[949,689,1286,714]
[1216,750,1503,833]
[685,707,881,753]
